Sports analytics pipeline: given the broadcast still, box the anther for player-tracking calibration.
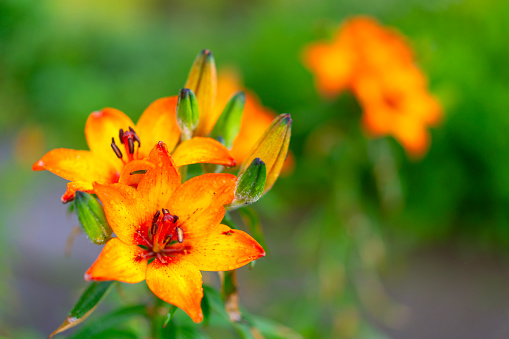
[129,127,141,146]
[111,138,123,159]
[151,223,158,236]
[176,227,184,243]
[163,234,173,244]
[152,211,161,225]
[162,208,169,215]
[119,129,124,144]
[128,138,135,154]
[173,215,179,222]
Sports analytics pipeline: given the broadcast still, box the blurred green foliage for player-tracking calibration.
[2,0,509,337]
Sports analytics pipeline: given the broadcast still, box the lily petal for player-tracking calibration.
[117,159,155,187]
[93,182,146,245]
[171,137,236,167]
[84,238,148,283]
[32,148,118,184]
[62,181,95,204]
[85,108,135,169]
[137,142,181,209]
[135,97,181,158]
[184,224,265,271]
[146,257,203,323]
[168,173,236,239]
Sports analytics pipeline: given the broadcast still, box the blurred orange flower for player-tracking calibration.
[85,142,265,322]
[303,16,442,157]
[215,69,295,171]
[33,97,235,203]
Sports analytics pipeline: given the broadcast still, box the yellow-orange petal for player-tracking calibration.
[146,257,203,323]
[135,96,181,158]
[117,159,155,187]
[85,108,134,170]
[171,137,236,167]
[61,181,95,203]
[168,173,236,239]
[84,238,148,283]
[93,182,146,245]
[32,148,118,184]
[137,142,181,209]
[184,224,265,271]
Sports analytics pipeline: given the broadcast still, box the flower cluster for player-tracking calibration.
[304,16,441,157]
[34,50,292,329]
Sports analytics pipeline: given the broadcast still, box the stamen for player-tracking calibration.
[152,210,161,225]
[128,138,135,154]
[129,127,141,147]
[162,208,169,214]
[163,234,173,245]
[119,129,124,144]
[151,223,158,236]
[173,215,179,222]
[176,227,184,243]
[111,138,123,159]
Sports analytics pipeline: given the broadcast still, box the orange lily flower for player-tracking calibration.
[214,69,295,171]
[303,16,442,158]
[85,142,265,322]
[33,96,236,203]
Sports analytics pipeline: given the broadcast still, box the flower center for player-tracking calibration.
[110,127,141,163]
[137,209,186,264]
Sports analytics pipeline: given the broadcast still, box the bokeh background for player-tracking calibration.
[2,0,509,338]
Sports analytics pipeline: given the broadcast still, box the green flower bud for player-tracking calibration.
[176,88,200,140]
[74,191,112,245]
[230,158,266,209]
[240,114,292,194]
[210,91,246,149]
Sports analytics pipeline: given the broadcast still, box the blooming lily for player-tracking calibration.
[33,97,236,203]
[85,142,265,322]
[303,16,441,157]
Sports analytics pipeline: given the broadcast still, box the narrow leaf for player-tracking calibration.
[48,281,115,338]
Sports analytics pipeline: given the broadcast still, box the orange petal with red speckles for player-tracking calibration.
[61,181,95,203]
[168,173,236,239]
[137,142,181,209]
[184,224,265,271]
[171,137,236,167]
[32,148,118,184]
[85,108,134,170]
[146,257,203,323]
[93,182,147,245]
[135,97,180,158]
[85,238,148,283]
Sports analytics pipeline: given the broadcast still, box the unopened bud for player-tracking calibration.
[176,88,199,140]
[240,114,292,194]
[74,191,112,245]
[230,158,266,209]
[210,91,246,149]
[184,49,218,136]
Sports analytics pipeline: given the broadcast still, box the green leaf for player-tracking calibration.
[163,305,178,328]
[238,207,268,252]
[68,305,148,339]
[48,281,115,338]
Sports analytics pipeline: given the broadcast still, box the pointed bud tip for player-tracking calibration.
[201,49,212,57]
[179,88,191,99]
[253,157,265,166]
[281,114,292,125]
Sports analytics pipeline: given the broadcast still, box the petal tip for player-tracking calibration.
[32,159,45,171]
